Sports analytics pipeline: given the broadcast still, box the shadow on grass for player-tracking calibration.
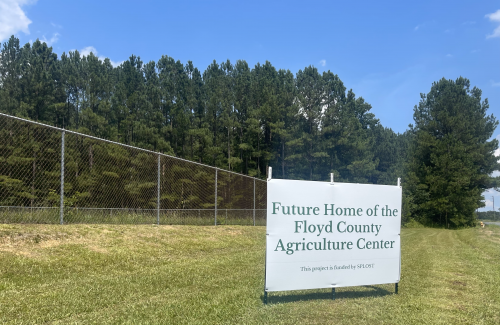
[262,285,395,304]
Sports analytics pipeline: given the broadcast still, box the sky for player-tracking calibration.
[1,0,499,210]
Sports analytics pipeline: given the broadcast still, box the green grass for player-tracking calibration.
[0,224,499,324]
[0,208,267,226]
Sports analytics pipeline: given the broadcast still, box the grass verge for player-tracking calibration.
[0,224,499,324]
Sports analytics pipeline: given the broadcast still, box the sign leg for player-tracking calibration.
[395,283,398,294]
[264,291,268,305]
[332,287,335,300]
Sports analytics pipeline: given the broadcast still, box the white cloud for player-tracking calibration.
[319,59,326,67]
[483,196,493,209]
[486,10,500,22]
[41,32,59,46]
[79,46,123,67]
[50,22,62,29]
[486,9,500,39]
[80,46,98,57]
[492,80,500,87]
[446,54,453,58]
[0,0,36,42]
[481,188,499,211]
[109,59,123,67]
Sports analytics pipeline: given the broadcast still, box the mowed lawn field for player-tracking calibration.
[1,224,499,324]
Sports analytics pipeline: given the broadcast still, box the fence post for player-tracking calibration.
[60,131,65,225]
[157,154,160,225]
[253,179,256,226]
[215,169,218,226]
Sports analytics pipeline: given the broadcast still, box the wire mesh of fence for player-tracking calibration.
[0,113,267,225]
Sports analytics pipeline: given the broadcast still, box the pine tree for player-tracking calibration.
[289,66,328,180]
[233,60,253,174]
[408,77,499,228]
[274,69,296,179]
[0,36,23,116]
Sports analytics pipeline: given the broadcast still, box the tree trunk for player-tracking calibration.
[32,151,36,208]
[282,140,285,179]
[89,144,93,170]
[257,136,260,178]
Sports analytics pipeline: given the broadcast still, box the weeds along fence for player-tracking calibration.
[0,113,267,225]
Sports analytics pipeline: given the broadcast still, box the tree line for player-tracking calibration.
[0,36,497,227]
[476,211,500,221]
[0,36,408,183]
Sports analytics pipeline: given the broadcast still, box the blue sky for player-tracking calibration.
[1,0,500,209]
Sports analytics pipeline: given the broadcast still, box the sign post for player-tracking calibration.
[264,177,402,302]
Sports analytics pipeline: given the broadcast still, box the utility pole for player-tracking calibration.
[493,196,495,212]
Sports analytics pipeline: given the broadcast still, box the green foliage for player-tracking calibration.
[0,36,406,186]
[476,211,500,221]
[7,36,499,228]
[405,77,499,228]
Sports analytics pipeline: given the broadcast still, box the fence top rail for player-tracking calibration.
[0,206,267,211]
[0,112,266,182]
[0,206,59,209]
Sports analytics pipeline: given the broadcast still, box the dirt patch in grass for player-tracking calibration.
[451,280,467,286]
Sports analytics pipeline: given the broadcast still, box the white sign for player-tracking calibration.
[265,179,401,292]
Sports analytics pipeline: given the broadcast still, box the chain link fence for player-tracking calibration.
[0,113,267,225]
